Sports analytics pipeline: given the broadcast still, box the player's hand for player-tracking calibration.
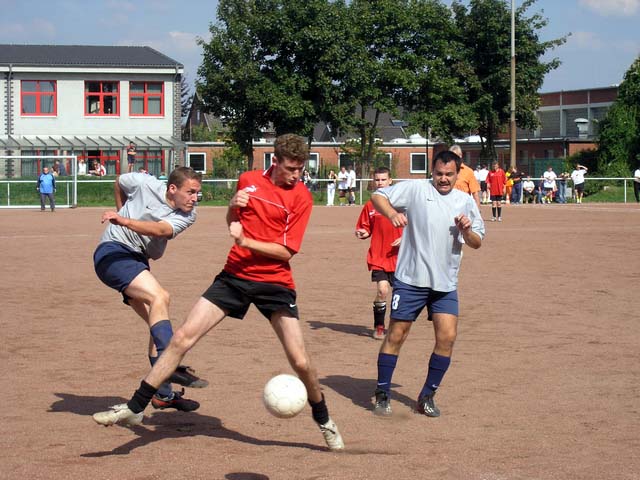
[454,214,471,232]
[229,221,245,246]
[229,190,250,209]
[391,237,401,247]
[101,210,122,225]
[389,212,408,228]
[354,229,369,240]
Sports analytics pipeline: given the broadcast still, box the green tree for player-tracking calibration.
[197,0,278,169]
[597,56,640,175]
[180,74,192,119]
[452,0,565,164]
[212,143,246,178]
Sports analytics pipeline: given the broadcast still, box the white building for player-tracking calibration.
[0,44,185,177]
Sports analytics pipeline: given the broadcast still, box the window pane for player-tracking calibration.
[86,82,101,92]
[103,96,117,114]
[40,81,55,92]
[147,83,162,93]
[41,95,54,113]
[190,154,205,171]
[103,82,118,93]
[23,81,38,92]
[130,82,144,93]
[411,154,426,171]
[148,97,161,114]
[22,96,36,113]
[88,97,101,113]
[131,98,144,114]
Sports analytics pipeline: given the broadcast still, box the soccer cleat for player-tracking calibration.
[151,389,200,411]
[373,325,386,340]
[92,403,143,427]
[169,365,209,388]
[491,217,496,222]
[416,392,441,418]
[318,417,345,451]
[373,389,392,417]
[498,217,502,222]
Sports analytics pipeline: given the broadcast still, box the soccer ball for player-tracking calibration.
[263,374,308,419]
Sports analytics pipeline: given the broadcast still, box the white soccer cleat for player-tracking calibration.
[92,403,144,427]
[319,417,344,451]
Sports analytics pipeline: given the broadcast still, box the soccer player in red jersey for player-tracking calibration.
[93,134,344,451]
[486,161,507,222]
[355,167,403,340]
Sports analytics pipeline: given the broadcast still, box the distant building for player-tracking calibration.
[184,85,618,178]
[0,44,185,177]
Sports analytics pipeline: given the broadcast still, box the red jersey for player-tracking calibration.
[487,168,507,196]
[356,200,403,272]
[224,167,312,290]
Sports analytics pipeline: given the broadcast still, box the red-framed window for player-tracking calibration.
[21,80,57,115]
[130,82,164,116]
[85,81,119,116]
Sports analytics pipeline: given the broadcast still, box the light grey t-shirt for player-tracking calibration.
[373,179,485,291]
[99,173,196,260]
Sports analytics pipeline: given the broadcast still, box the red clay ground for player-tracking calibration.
[2,202,639,479]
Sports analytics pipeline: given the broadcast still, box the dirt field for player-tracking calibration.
[2,202,639,480]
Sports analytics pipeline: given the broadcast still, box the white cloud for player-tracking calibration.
[579,0,640,16]
[168,31,200,52]
[0,18,55,42]
[568,30,605,50]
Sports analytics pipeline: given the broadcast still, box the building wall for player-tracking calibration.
[9,72,176,136]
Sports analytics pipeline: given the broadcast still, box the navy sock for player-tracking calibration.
[149,356,172,398]
[420,353,451,398]
[127,380,157,413]
[309,394,329,425]
[376,353,398,394]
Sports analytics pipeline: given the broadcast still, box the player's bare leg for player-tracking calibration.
[271,312,344,451]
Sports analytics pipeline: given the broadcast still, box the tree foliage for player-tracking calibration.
[451,0,565,163]
[597,56,640,175]
[180,75,192,119]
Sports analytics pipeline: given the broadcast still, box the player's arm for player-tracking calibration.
[454,214,482,249]
[371,193,407,228]
[355,206,371,239]
[114,176,128,211]
[226,189,250,226]
[228,221,295,261]
[101,211,173,238]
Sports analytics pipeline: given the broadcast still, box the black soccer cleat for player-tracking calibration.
[416,392,440,417]
[169,365,209,388]
[373,389,392,417]
[151,389,200,412]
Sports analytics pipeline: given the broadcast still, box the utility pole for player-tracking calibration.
[510,0,517,169]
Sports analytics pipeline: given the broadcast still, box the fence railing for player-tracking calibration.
[0,176,637,208]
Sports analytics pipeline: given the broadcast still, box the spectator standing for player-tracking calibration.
[37,166,56,212]
[634,167,640,203]
[337,166,349,206]
[556,171,570,204]
[127,142,137,173]
[77,159,88,176]
[477,164,489,204]
[355,167,403,340]
[487,161,506,221]
[450,145,481,208]
[571,164,588,204]
[347,165,357,206]
[542,166,557,204]
[326,169,337,206]
[509,167,524,204]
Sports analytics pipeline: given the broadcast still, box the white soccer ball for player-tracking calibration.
[263,374,308,419]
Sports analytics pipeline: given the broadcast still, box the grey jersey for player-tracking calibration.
[373,179,485,291]
[99,173,196,260]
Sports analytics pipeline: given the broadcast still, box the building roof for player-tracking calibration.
[0,44,183,68]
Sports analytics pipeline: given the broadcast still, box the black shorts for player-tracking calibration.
[490,195,503,202]
[202,271,299,320]
[480,181,487,192]
[574,183,584,193]
[371,270,394,284]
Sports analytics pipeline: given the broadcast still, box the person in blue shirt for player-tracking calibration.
[37,166,56,212]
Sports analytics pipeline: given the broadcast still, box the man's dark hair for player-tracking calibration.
[374,166,391,176]
[432,150,461,173]
[168,166,202,188]
[274,134,308,163]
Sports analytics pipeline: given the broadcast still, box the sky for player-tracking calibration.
[0,0,638,93]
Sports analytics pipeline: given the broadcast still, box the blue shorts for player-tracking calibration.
[390,278,458,321]
[94,242,149,303]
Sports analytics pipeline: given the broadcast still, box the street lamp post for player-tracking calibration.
[510,0,517,169]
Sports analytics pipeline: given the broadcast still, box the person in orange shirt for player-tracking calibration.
[450,145,480,208]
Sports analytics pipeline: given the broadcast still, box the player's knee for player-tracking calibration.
[289,356,312,375]
[169,328,194,353]
[152,287,171,308]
